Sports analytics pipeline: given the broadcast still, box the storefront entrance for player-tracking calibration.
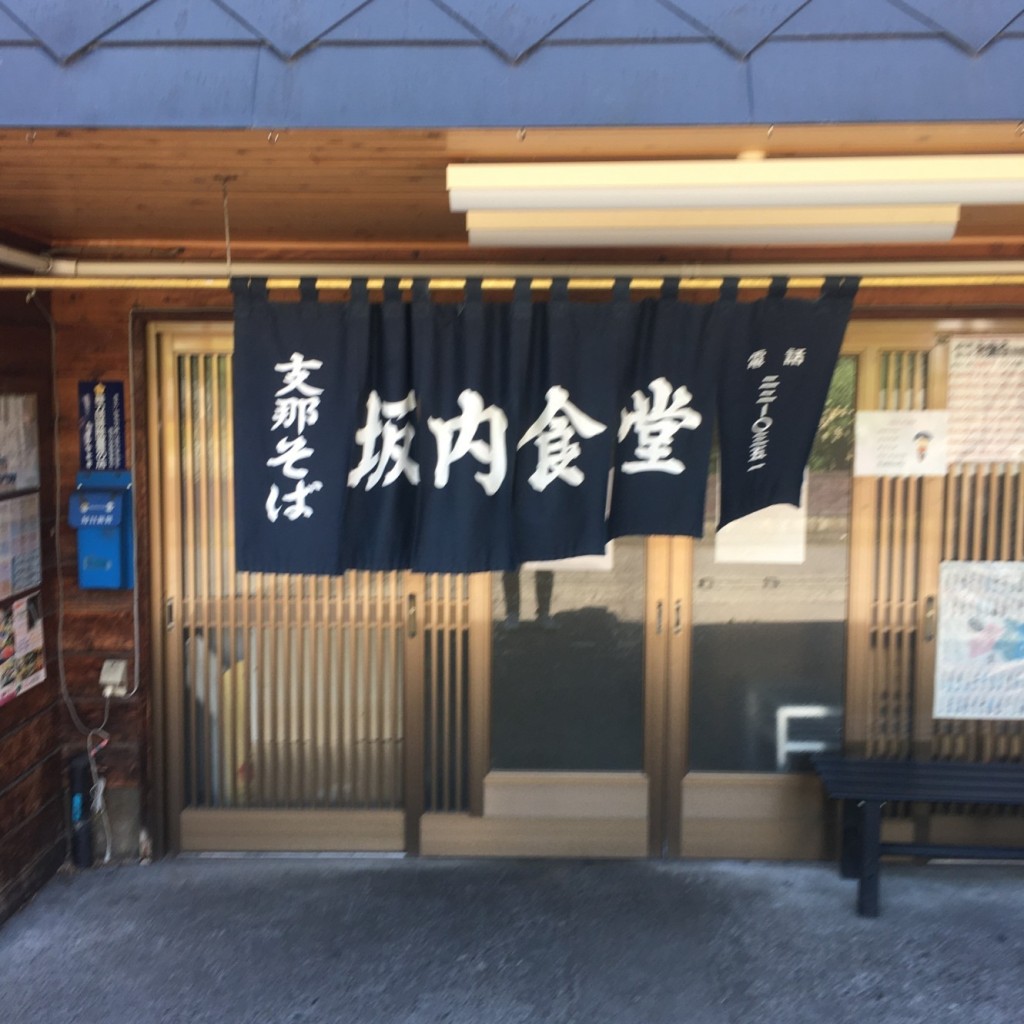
[149,318,1024,858]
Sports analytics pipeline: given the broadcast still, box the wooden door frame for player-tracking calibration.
[148,321,420,854]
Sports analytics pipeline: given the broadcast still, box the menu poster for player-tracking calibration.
[0,394,40,495]
[947,337,1024,463]
[0,493,43,600]
[934,561,1024,720]
[0,592,46,708]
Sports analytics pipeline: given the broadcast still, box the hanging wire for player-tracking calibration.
[221,178,233,276]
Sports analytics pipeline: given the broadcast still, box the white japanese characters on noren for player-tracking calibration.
[348,389,420,490]
[748,374,780,472]
[265,352,325,521]
[619,377,702,475]
[428,389,508,496]
[517,385,607,491]
[746,347,807,473]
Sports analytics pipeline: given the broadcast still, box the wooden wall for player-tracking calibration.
[51,289,227,857]
[0,294,63,923]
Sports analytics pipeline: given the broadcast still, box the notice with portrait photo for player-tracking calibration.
[853,410,949,477]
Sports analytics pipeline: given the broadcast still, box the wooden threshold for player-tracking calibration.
[681,773,828,861]
[180,809,405,853]
[483,771,647,819]
[420,813,647,858]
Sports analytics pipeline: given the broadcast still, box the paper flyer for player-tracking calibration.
[934,561,1024,720]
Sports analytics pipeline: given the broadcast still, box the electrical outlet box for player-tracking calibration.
[99,659,128,698]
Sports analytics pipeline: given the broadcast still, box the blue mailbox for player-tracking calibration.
[68,470,134,589]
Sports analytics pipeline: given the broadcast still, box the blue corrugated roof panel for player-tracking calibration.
[0,0,1021,126]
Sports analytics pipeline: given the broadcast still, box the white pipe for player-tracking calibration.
[5,243,1024,284]
[0,242,51,274]
[25,256,1024,280]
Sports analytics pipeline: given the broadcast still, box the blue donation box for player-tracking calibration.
[68,470,134,589]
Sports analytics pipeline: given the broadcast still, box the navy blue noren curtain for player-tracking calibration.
[232,275,858,573]
[714,276,859,530]
[608,278,721,539]
[410,279,528,573]
[232,277,369,575]
[512,279,621,561]
[339,279,418,570]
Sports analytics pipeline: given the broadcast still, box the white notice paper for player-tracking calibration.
[854,410,949,477]
[948,337,1024,463]
[934,561,1024,720]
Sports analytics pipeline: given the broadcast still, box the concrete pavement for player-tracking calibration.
[2,856,1022,1024]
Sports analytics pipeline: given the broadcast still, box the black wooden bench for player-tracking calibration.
[812,754,1024,917]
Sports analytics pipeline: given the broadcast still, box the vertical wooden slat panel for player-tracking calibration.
[957,468,971,562]
[259,581,269,804]
[162,330,438,839]
[362,573,371,804]
[222,358,242,807]
[270,574,282,804]
[875,478,893,755]
[892,475,908,753]
[249,575,261,805]
[403,572,425,853]
[195,358,214,805]
[209,355,228,806]
[239,570,251,808]
[467,573,491,817]
[897,477,915,755]
[297,574,308,805]
[1000,468,1012,561]
[156,332,185,849]
[845,347,880,751]
[650,536,670,851]
[971,466,985,558]
[393,573,403,805]
[315,575,327,806]
[1011,468,1019,561]
[342,575,353,806]
[454,577,465,812]
[376,573,385,802]
[181,357,199,806]
[442,576,452,812]
[427,576,438,811]
[852,345,939,764]
[331,576,343,803]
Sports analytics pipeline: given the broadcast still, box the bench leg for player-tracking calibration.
[857,801,883,918]
[840,799,861,879]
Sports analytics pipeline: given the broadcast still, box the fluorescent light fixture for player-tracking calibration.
[447,155,1024,211]
[465,205,961,247]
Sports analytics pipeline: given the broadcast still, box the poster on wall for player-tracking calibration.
[853,410,949,477]
[947,337,1024,463]
[934,561,1024,720]
[78,380,126,471]
[0,393,40,495]
[0,592,46,708]
[0,493,42,600]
